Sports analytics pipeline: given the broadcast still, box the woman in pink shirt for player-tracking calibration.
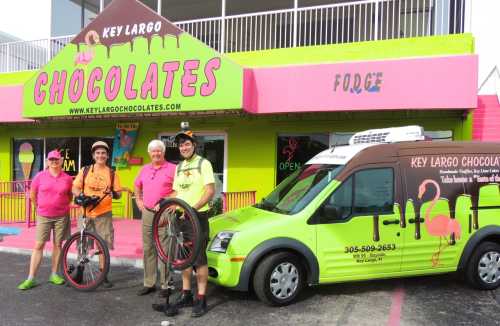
[18,150,73,290]
[135,139,176,296]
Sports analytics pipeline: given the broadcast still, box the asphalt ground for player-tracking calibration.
[1,252,500,326]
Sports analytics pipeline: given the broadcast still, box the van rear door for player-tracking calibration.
[400,154,468,271]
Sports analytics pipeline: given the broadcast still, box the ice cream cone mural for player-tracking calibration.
[18,142,35,180]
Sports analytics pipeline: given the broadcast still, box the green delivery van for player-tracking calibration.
[206,126,500,306]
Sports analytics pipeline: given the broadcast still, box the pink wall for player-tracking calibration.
[473,95,500,141]
[0,85,33,122]
[243,55,478,114]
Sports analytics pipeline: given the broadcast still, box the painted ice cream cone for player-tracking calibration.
[18,143,34,180]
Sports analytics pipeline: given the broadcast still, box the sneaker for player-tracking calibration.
[174,291,194,308]
[102,277,113,288]
[151,303,179,317]
[49,274,65,285]
[18,279,37,290]
[191,298,207,318]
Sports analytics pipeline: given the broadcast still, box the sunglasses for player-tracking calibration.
[48,158,60,162]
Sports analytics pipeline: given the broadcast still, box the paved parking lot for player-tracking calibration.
[1,252,499,326]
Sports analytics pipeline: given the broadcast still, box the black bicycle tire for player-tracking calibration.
[60,230,110,291]
[152,198,202,270]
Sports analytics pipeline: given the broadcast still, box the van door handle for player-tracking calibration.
[408,218,424,224]
[383,219,400,225]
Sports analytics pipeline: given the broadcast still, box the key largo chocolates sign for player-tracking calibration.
[23,0,243,118]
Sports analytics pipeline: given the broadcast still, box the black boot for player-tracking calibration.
[191,296,207,318]
[102,276,113,288]
[152,301,179,316]
[175,290,194,308]
[69,264,84,284]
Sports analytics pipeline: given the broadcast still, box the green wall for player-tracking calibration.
[227,34,474,67]
[0,110,470,203]
[0,33,476,206]
[0,71,36,85]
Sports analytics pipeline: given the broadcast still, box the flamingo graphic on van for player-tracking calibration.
[418,179,462,267]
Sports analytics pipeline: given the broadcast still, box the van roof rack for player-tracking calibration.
[349,126,425,145]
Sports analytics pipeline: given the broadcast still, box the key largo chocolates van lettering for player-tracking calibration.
[207,126,500,306]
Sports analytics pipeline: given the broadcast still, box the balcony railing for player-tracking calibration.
[0,0,469,73]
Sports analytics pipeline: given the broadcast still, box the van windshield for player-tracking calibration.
[256,164,343,215]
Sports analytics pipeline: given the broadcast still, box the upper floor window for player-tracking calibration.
[161,0,222,22]
[51,0,99,37]
[226,0,293,15]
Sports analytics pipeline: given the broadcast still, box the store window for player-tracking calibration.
[276,134,329,184]
[12,137,114,181]
[159,133,226,198]
[81,137,114,167]
[46,138,80,176]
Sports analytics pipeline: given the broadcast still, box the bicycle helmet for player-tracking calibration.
[91,141,110,154]
[174,121,196,144]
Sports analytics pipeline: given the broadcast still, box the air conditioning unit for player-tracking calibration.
[348,126,425,145]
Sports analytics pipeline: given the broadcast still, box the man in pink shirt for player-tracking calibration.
[135,139,176,296]
[18,150,73,290]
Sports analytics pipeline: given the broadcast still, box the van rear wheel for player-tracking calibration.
[253,252,305,306]
[466,241,500,290]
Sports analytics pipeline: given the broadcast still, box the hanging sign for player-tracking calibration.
[23,0,243,118]
[112,122,139,168]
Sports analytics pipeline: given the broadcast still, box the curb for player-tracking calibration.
[0,246,144,268]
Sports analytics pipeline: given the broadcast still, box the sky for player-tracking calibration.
[0,0,51,41]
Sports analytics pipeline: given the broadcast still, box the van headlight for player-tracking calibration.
[209,231,235,253]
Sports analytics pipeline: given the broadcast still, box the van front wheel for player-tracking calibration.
[253,252,305,306]
[466,241,500,290]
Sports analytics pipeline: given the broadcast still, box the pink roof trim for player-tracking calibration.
[0,85,34,122]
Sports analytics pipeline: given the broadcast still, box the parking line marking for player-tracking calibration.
[388,286,405,326]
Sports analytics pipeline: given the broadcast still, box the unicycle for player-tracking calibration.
[150,198,202,315]
[60,194,111,291]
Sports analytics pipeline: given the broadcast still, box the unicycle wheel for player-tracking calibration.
[60,230,110,291]
[152,198,202,270]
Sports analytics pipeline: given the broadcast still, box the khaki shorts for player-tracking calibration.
[78,212,114,250]
[35,215,70,244]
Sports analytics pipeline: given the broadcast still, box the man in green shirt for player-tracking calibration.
[171,122,215,318]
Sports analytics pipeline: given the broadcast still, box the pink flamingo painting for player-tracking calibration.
[418,179,462,267]
[74,30,100,66]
